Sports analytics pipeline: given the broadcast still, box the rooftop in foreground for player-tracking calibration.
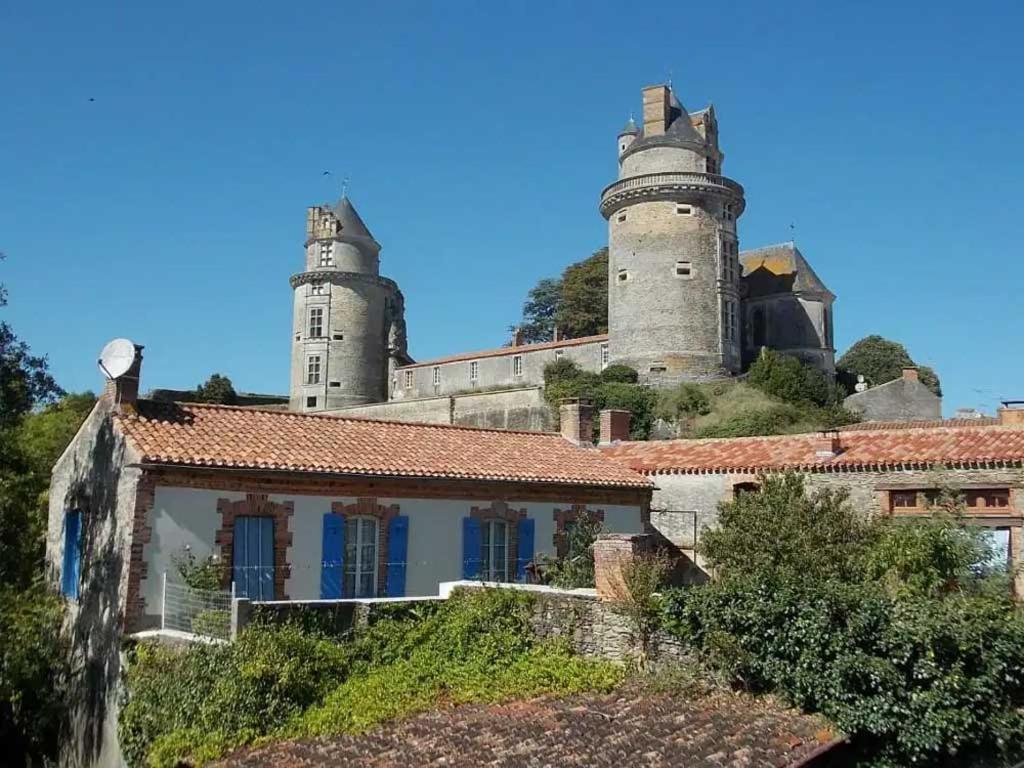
[115,400,651,489]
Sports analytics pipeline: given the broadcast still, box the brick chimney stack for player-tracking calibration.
[599,409,631,445]
[593,533,653,602]
[511,327,524,347]
[998,401,1024,426]
[559,399,594,446]
[813,430,842,459]
[102,344,144,410]
[902,367,919,382]
[641,85,671,137]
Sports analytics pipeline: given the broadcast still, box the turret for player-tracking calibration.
[289,196,408,411]
[617,117,639,159]
[601,84,746,384]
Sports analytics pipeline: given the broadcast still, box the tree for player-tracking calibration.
[746,348,840,407]
[518,278,561,344]
[194,374,238,405]
[837,335,941,396]
[555,248,607,339]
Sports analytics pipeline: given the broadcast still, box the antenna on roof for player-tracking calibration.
[98,338,137,380]
[341,176,350,198]
[789,222,796,245]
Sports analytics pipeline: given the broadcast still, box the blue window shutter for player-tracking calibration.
[62,510,81,599]
[462,517,481,580]
[385,515,409,597]
[232,517,250,598]
[257,517,274,601]
[516,518,535,582]
[320,513,344,599]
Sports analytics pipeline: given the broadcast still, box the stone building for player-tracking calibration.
[289,83,835,422]
[600,404,1024,594]
[843,366,942,421]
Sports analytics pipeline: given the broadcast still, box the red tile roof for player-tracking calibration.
[601,423,1024,475]
[115,401,650,489]
[398,334,608,370]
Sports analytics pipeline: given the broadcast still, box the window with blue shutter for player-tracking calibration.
[233,516,275,600]
[320,513,344,599]
[385,515,409,597]
[516,518,535,582]
[462,517,482,580]
[61,510,82,600]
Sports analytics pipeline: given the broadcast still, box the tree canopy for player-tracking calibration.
[837,335,941,396]
[516,248,608,342]
[194,374,238,405]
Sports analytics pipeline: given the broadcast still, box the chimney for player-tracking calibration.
[559,398,594,446]
[599,409,631,445]
[511,327,524,347]
[642,85,671,137]
[593,533,653,602]
[998,401,1024,426]
[902,367,919,382]
[813,430,842,459]
[552,326,561,343]
[102,344,144,410]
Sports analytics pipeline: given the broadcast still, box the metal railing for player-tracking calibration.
[161,574,234,640]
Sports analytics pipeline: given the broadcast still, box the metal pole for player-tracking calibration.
[160,572,167,630]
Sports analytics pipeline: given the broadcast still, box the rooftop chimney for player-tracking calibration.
[511,327,524,347]
[998,401,1024,427]
[559,398,594,446]
[813,430,842,459]
[642,85,671,137]
[902,367,919,382]
[102,344,144,411]
[599,409,631,445]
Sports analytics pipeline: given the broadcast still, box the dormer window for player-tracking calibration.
[319,242,333,267]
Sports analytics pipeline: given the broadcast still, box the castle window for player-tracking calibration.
[723,203,734,222]
[469,361,479,382]
[649,363,667,373]
[676,205,692,216]
[306,396,317,408]
[308,307,324,338]
[601,344,610,369]
[306,355,322,384]
[890,490,919,510]
[722,300,737,342]
[404,370,413,389]
[432,366,441,386]
[617,212,627,223]
[310,281,325,296]
[319,242,333,267]
[333,333,344,341]
[329,381,340,388]
[617,269,629,282]
[512,355,523,377]
[674,261,692,279]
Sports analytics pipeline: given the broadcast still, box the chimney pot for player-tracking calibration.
[599,409,631,445]
[813,430,842,459]
[559,398,594,446]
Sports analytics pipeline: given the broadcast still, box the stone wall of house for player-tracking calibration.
[326,386,552,431]
[843,376,942,421]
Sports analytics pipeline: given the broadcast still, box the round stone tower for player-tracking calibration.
[601,84,746,384]
[289,196,409,411]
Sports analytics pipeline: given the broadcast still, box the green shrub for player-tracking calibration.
[191,608,231,639]
[595,382,657,440]
[746,348,842,407]
[599,364,639,384]
[538,516,602,589]
[655,382,712,422]
[690,402,803,438]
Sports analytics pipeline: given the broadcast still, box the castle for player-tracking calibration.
[289,84,835,425]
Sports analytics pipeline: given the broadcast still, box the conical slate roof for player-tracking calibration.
[331,196,374,240]
[619,117,639,136]
[664,90,704,143]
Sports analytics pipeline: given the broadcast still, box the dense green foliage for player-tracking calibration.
[838,334,941,396]
[193,373,238,405]
[662,474,1024,767]
[516,248,608,342]
[120,588,622,767]
[538,516,602,589]
[542,360,656,440]
[747,348,843,407]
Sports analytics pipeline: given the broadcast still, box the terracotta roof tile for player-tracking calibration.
[115,400,650,489]
[601,422,1024,475]
[399,334,608,370]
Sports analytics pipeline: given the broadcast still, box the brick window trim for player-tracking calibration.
[883,488,1019,517]
[329,498,400,596]
[553,504,605,558]
[216,494,295,600]
[124,474,157,632]
[471,502,527,581]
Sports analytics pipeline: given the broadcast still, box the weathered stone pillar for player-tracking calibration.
[593,533,653,602]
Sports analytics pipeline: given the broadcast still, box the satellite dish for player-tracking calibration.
[98,338,137,380]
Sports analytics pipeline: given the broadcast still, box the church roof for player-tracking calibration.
[739,242,832,298]
[114,400,651,490]
[600,420,1024,475]
[331,196,375,241]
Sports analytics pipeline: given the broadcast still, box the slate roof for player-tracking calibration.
[330,196,375,241]
[398,333,609,370]
[114,400,650,489]
[740,242,832,298]
[600,422,1024,475]
[215,689,841,767]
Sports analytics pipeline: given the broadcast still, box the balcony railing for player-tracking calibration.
[600,172,744,215]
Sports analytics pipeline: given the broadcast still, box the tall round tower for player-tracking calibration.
[601,84,746,384]
[289,196,409,411]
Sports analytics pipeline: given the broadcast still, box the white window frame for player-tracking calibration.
[469,361,479,382]
[343,515,379,598]
[674,261,693,279]
[481,519,509,582]
[306,355,322,384]
[601,344,610,369]
[676,204,692,216]
[512,355,523,377]
[318,241,333,267]
[404,370,413,389]
[432,366,441,386]
[309,281,325,296]
[308,307,324,338]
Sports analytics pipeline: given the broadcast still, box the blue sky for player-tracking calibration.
[1,0,1021,415]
